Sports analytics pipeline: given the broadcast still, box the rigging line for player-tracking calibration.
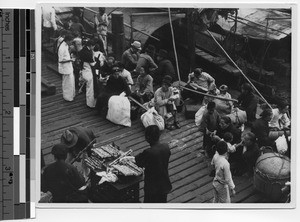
[168,8,182,86]
[206,29,272,110]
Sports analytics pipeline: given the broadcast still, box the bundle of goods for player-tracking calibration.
[254,152,290,202]
[112,162,143,177]
[92,144,121,159]
[84,156,104,171]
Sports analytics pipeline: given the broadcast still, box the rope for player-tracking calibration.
[181,86,238,102]
[128,96,149,111]
[206,29,273,110]
[168,8,182,85]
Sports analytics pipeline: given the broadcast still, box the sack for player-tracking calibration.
[106,94,131,127]
[195,105,207,126]
[227,108,247,125]
[275,135,288,154]
[141,107,165,130]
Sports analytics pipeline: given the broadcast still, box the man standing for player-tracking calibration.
[122,41,141,72]
[153,49,175,85]
[124,125,172,203]
[136,44,158,74]
[79,39,97,108]
[42,6,57,42]
[94,22,108,55]
[57,34,76,102]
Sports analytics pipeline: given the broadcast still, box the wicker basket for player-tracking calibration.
[253,152,290,202]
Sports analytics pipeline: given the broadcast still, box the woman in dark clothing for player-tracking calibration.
[216,116,241,144]
[96,63,131,116]
[41,144,87,203]
[237,83,259,123]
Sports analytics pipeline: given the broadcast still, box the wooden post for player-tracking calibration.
[111,11,125,61]
[186,8,195,72]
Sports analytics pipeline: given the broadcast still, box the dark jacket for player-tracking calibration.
[154,59,176,84]
[199,110,220,133]
[135,142,172,195]
[242,142,260,175]
[217,124,241,144]
[79,46,94,63]
[41,160,85,203]
[237,92,258,122]
[251,118,272,147]
[67,127,96,153]
[105,75,131,96]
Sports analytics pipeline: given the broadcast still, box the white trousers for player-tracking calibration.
[62,73,75,101]
[212,181,231,203]
[81,70,96,108]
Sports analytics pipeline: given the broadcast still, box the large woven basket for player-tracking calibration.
[253,152,290,202]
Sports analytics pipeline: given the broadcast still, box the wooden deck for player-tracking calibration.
[41,51,272,204]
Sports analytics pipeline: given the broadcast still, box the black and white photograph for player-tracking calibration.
[38,5,293,205]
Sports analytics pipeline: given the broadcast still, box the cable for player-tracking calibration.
[206,29,273,110]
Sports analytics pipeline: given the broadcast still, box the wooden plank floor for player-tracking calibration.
[41,51,273,204]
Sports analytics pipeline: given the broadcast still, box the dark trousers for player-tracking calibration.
[144,191,168,203]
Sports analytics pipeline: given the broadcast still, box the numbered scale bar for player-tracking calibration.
[0,9,35,220]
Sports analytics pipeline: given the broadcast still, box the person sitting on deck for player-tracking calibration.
[61,127,96,180]
[99,55,115,83]
[237,83,259,123]
[122,41,141,72]
[132,66,154,104]
[153,49,176,86]
[120,125,172,203]
[214,84,233,116]
[94,21,108,55]
[269,99,291,140]
[69,16,86,37]
[153,75,180,130]
[78,39,97,108]
[116,61,134,89]
[182,68,215,103]
[199,101,220,158]
[41,144,87,203]
[211,140,235,203]
[136,44,158,75]
[96,63,131,116]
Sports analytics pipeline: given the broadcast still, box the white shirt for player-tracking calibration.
[42,6,57,30]
[58,42,73,75]
[269,108,290,129]
[211,152,235,189]
[120,69,134,86]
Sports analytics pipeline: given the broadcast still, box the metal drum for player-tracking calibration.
[253,152,290,202]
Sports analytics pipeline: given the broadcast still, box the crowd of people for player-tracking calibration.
[41,7,291,204]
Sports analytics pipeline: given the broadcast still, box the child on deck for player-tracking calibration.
[211,141,236,203]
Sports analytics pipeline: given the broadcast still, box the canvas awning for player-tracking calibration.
[216,8,291,41]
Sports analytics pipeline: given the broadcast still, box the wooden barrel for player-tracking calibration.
[253,152,290,202]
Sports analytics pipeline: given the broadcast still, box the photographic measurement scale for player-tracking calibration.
[0,9,35,220]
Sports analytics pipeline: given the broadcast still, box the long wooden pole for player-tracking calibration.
[181,86,238,102]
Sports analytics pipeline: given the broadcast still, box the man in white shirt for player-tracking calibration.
[42,6,57,42]
[58,35,76,102]
[116,62,134,89]
[211,140,235,203]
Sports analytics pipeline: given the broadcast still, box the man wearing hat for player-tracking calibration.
[96,63,131,116]
[153,49,176,85]
[154,75,180,130]
[214,84,233,116]
[41,144,87,203]
[136,44,158,74]
[78,39,97,108]
[121,40,141,72]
